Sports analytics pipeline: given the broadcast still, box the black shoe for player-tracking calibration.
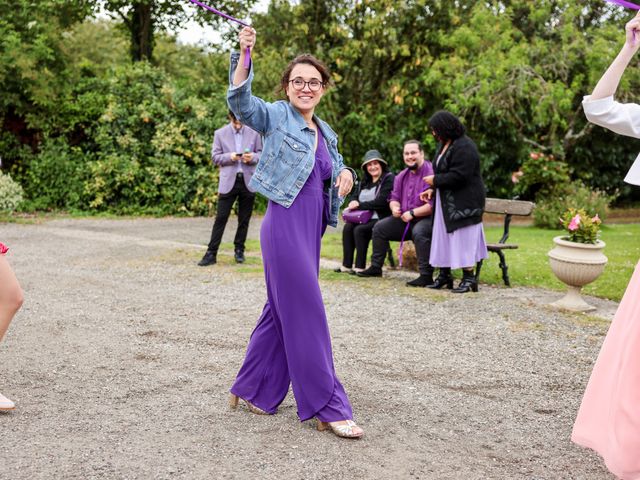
[356,266,382,277]
[406,274,434,287]
[427,268,453,289]
[198,250,217,266]
[452,270,478,293]
[234,250,245,264]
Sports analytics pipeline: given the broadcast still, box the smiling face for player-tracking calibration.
[366,160,382,180]
[285,63,325,116]
[403,142,424,170]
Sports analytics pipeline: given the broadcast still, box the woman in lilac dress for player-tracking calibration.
[0,242,23,410]
[226,27,363,438]
[420,110,488,293]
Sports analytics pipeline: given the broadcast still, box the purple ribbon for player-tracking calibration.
[398,222,411,268]
[188,0,252,68]
[604,0,640,9]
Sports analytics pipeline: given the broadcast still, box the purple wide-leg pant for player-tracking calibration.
[230,181,354,422]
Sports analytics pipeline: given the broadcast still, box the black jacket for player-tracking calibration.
[432,135,485,233]
[347,172,395,219]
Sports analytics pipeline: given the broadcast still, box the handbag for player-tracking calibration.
[341,173,390,224]
[342,209,373,224]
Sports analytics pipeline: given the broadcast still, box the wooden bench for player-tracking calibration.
[476,198,535,287]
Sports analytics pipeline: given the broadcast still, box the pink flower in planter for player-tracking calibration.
[568,214,581,231]
[592,214,601,224]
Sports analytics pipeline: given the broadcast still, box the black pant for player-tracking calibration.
[370,215,433,274]
[341,219,377,269]
[207,174,256,254]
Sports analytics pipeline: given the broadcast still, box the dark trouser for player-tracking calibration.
[207,174,256,254]
[341,219,377,269]
[370,215,433,274]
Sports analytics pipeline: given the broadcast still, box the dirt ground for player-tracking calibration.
[0,216,619,479]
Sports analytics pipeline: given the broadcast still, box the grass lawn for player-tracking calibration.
[319,223,640,302]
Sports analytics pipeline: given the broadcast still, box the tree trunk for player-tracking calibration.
[130,1,154,62]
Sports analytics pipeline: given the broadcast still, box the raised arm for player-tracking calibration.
[232,27,255,87]
[227,28,279,136]
[591,11,640,100]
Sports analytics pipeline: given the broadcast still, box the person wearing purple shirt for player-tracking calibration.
[358,139,435,287]
[198,111,263,266]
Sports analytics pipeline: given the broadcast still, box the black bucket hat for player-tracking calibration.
[361,150,387,169]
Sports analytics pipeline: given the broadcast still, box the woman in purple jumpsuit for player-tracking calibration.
[227,27,363,439]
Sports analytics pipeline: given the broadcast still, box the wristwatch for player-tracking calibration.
[409,209,415,218]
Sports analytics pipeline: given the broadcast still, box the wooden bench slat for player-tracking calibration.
[487,243,519,250]
[484,198,535,216]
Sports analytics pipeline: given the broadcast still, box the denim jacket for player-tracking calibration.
[227,53,353,227]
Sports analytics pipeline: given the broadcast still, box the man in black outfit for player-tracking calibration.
[198,111,263,266]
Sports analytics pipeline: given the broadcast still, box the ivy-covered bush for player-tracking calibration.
[14,60,229,215]
[21,138,89,211]
[80,62,226,215]
[0,171,24,212]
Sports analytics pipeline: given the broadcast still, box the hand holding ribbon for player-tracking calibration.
[188,0,253,68]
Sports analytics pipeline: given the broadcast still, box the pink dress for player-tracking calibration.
[572,96,640,479]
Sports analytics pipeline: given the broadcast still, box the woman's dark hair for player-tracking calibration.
[428,110,465,141]
[277,54,333,95]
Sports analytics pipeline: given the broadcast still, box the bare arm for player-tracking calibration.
[409,203,432,218]
[591,11,640,100]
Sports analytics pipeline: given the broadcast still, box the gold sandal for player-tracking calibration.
[229,393,269,415]
[317,419,364,439]
[0,392,15,411]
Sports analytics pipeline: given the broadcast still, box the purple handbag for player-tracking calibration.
[341,173,390,224]
[342,209,373,224]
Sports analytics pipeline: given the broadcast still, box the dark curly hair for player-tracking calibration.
[428,110,465,142]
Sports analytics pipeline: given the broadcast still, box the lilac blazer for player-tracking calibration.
[212,123,263,194]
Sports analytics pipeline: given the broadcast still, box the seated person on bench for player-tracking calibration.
[336,150,395,274]
[358,139,435,287]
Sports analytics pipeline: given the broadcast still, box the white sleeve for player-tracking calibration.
[583,95,640,186]
[582,95,640,139]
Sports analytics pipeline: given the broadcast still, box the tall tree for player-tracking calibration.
[251,0,640,199]
[99,0,258,62]
[0,0,93,167]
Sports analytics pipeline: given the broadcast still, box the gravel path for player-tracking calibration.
[1,216,618,479]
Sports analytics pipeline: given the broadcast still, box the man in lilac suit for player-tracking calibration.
[199,111,263,266]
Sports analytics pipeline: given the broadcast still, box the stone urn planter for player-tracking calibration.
[548,236,608,312]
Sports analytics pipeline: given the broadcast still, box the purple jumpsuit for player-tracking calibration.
[230,128,354,422]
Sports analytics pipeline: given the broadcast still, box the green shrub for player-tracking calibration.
[21,139,89,211]
[0,171,24,212]
[514,151,571,201]
[533,182,612,229]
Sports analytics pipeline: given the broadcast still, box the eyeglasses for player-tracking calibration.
[288,77,324,92]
